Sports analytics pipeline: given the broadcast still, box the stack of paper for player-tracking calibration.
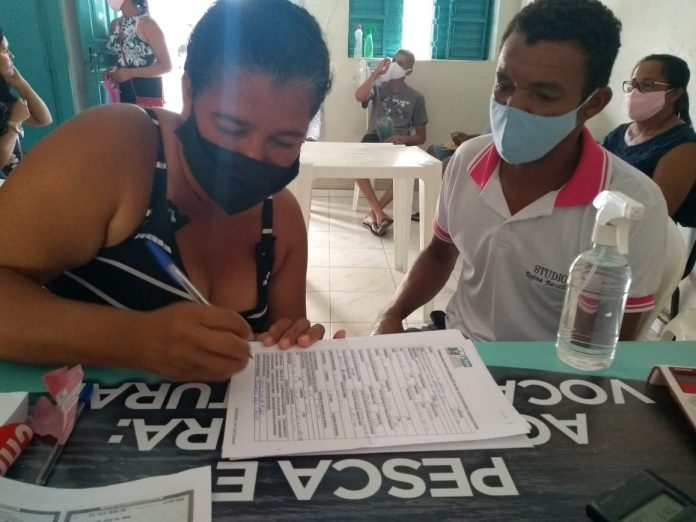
[0,466,212,521]
[222,330,530,460]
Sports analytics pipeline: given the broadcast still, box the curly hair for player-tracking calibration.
[502,0,622,98]
[184,0,331,116]
[640,54,692,126]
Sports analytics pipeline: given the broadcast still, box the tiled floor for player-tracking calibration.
[306,188,461,337]
[307,188,669,341]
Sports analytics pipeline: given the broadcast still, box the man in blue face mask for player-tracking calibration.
[373,0,669,343]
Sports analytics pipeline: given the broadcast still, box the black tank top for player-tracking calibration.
[45,110,274,333]
[603,122,696,227]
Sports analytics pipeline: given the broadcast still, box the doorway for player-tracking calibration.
[146,0,214,112]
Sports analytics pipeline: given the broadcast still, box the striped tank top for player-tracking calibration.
[45,110,274,333]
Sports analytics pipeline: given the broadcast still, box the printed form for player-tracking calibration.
[0,466,211,522]
[222,330,530,460]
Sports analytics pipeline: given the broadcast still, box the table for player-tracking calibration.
[289,141,442,275]
[3,341,696,521]
[4,341,696,393]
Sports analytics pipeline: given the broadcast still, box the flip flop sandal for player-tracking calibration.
[371,219,392,237]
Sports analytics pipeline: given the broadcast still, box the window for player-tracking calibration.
[348,0,404,59]
[432,0,494,60]
[348,0,495,61]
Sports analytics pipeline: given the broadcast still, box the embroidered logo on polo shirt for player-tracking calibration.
[525,264,569,291]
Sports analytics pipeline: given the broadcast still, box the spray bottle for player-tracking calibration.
[556,190,644,370]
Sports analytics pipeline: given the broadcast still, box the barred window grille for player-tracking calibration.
[348,0,404,59]
[431,0,494,60]
[348,0,494,61]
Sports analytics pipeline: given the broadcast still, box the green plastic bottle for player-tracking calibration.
[363,30,374,59]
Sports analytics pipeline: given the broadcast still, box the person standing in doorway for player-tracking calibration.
[106,0,171,107]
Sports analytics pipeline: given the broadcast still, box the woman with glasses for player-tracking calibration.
[603,54,696,231]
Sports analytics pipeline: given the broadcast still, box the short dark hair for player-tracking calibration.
[395,49,415,69]
[502,0,622,98]
[641,54,692,127]
[184,0,332,116]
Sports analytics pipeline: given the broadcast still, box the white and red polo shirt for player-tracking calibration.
[434,128,667,341]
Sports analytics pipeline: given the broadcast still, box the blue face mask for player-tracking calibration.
[489,92,595,164]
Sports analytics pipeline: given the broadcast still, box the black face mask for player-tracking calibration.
[175,114,300,214]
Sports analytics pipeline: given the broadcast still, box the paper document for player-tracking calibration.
[0,392,29,425]
[222,330,530,460]
[0,466,211,522]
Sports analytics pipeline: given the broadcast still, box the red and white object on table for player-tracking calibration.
[29,365,84,445]
[648,365,696,432]
[0,392,32,476]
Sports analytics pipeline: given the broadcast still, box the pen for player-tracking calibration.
[145,239,254,359]
[35,382,94,486]
[145,240,210,305]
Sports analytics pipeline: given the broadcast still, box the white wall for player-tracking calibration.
[582,1,696,140]
[303,0,522,147]
[304,0,696,146]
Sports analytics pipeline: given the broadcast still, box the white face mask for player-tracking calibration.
[386,61,408,81]
[108,0,125,11]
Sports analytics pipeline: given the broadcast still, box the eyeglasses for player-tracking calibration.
[623,80,671,94]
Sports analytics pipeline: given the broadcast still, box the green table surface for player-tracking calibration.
[2,340,695,392]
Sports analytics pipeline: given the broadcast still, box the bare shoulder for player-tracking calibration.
[0,106,160,277]
[273,189,305,228]
[1,105,159,247]
[136,15,163,34]
[658,141,696,170]
[272,189,307,249]
[23,104,158,186]
[669,140,696,157]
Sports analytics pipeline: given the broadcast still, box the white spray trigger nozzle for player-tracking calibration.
[591,191,644,255]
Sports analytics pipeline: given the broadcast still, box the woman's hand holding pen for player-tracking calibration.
[137,302,253,382]
[257,318,346,350]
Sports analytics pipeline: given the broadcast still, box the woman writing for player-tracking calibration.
[0,27,52,178]
[0,0,335,381]
[105,0,171,107]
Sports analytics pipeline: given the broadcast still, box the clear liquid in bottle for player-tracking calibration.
[556,246,631,371]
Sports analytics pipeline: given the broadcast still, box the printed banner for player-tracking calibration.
[8,367,696,521]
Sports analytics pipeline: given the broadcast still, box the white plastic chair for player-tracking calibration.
[661,309,696,341]
[635,219,687,340]
[670,225,696,316]
[676,271,696,313]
